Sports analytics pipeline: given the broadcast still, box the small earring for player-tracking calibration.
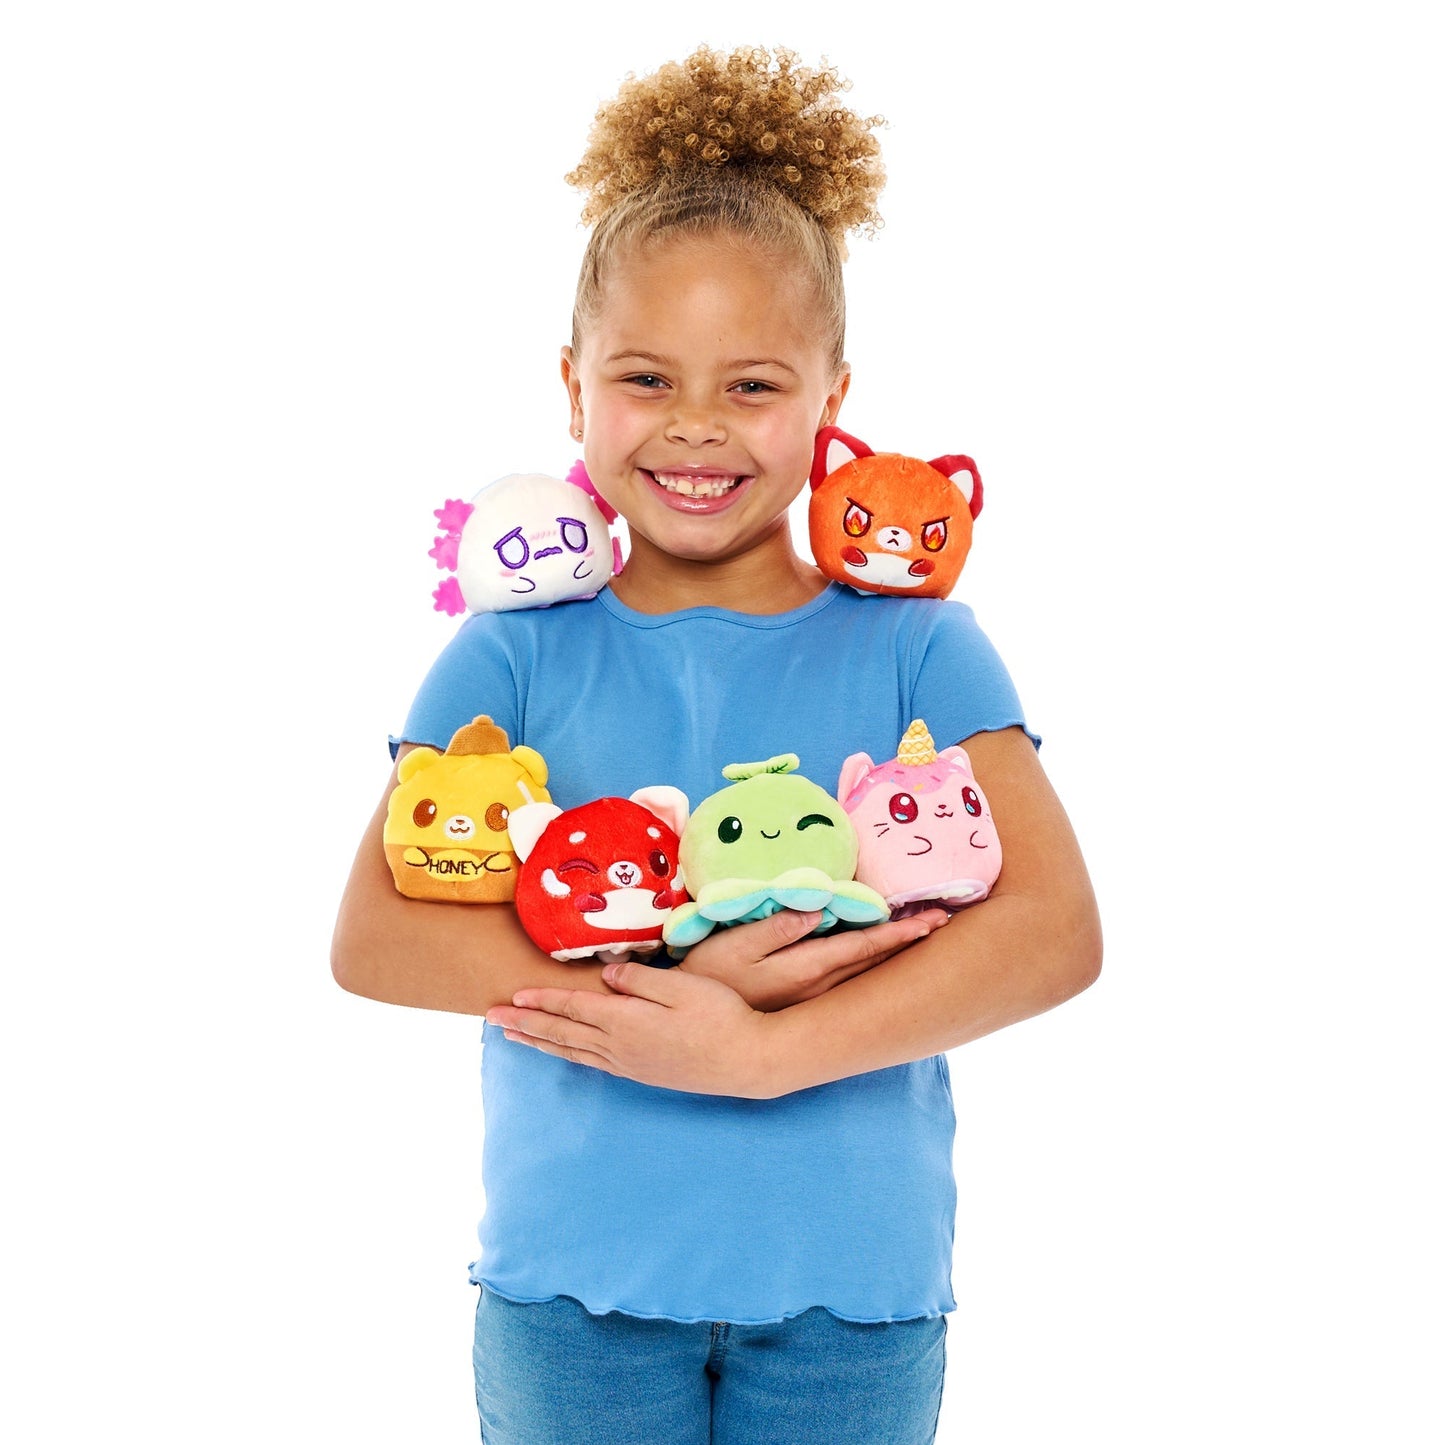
[573,426,583,439]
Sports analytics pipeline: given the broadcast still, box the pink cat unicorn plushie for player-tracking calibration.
[837,720,1003,917]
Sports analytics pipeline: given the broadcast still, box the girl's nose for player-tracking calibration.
[665,402,726,447]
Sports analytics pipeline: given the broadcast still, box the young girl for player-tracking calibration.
[333,45,1100,1445]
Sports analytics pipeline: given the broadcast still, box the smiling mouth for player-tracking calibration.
[645,469,747,499]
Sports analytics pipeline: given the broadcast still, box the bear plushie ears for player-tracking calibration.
[382,715,551,903]
[430,461,623,616]
[807,426,983,600]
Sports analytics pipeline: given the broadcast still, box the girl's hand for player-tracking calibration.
[486,965,778,1097]
[484,909,952,1097]
[677,908,952,1011]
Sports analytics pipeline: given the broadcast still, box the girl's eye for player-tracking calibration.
[889,793,919,824]
[731,380,774,395]
[717,816,743,844]
[626,373,666,389]
[493,527,529,570]
[412,799,438,829]
[962,787,982,817]
[558,517,589,553]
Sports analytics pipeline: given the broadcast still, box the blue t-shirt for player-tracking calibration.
[397,582,1031,1323]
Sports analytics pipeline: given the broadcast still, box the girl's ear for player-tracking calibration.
[560,346,583,435]
[823,364,852,427]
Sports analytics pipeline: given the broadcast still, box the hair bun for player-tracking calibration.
[568,46,885,241]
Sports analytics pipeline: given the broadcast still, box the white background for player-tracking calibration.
[3,3,1440,1440]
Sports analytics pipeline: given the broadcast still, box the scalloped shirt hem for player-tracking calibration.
[468,1275,957,1328]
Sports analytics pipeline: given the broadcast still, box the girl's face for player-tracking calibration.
[561,235,848,569]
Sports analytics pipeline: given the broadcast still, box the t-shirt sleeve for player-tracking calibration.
[388,614,521,758]
[908,601,1041,751]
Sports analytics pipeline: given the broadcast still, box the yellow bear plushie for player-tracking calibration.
[384,716,550,902]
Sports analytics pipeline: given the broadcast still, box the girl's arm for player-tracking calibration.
[331,750,927,1013]
[486,726,1102,1097]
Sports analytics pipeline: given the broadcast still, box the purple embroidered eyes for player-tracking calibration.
[493,518,591,570]
[494,527,529,570]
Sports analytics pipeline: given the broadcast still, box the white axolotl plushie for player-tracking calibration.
[430,461,624,615]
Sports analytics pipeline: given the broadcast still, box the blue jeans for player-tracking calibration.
[473,1287,946,1444]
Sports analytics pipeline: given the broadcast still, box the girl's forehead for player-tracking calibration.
[590,236,825,360]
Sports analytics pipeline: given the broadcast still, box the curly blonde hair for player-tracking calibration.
[568,46,885,372]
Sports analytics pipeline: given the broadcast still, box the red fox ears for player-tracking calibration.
[928,454,984,520]
[811,427,983,521]
[810,425,873,490]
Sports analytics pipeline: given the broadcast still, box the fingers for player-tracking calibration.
[709,909,824,965]
[596,959,694,1003]
[487,988,610,1039]
[485,991,622,1073]
[774,910,953,999]
[782,909,950,973]
[718,907,948,970]
[485,970,710,1058]
[679,906,954,1011]
[494,986,609,1024]
[498,1029,620,1074]
[754,908,825,953]
[483,968,757,1091]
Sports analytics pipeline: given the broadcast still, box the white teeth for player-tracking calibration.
[651,471,740,498]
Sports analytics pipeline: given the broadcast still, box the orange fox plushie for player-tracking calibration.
[807,426,983,599]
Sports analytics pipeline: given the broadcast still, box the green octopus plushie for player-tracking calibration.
[662,754,890,953]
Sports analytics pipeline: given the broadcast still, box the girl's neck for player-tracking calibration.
[607,527,828,616]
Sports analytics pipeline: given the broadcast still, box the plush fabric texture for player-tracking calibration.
[839,719,1003,915]
[663,754,888,951]
[430,466,620,616]
[393,584,1033,1325]
[383,715,551,902]
[510,791,689,962]
[807,426,983,599]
